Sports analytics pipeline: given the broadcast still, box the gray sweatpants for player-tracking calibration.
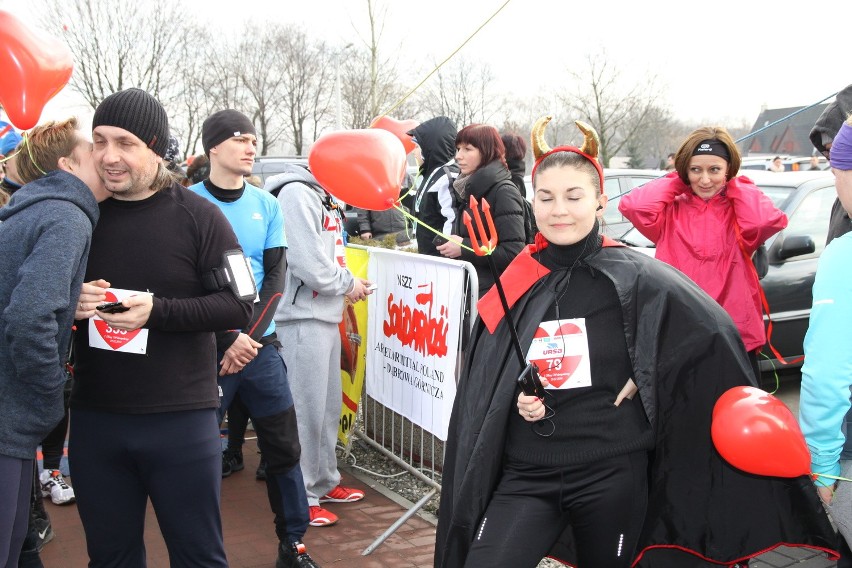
[276,319,342,506]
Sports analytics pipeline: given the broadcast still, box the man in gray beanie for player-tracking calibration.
[70,88,253,567]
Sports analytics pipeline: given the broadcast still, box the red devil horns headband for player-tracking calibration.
[530,116,605,195]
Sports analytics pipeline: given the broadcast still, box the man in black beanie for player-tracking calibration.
[190,109,320,568]
[69,88,253,567]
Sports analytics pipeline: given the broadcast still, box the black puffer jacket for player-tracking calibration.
[452,159,526,297]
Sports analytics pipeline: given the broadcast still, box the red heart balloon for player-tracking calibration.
[711,386,810,478]
[309,129,406,211]
[0,10,74,130]
[370,116,419,155]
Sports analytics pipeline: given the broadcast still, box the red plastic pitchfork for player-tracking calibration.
[463,195,527,367]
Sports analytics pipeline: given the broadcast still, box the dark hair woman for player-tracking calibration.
[436,123,526,298]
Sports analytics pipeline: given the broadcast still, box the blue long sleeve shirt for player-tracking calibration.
[799,232,852,486]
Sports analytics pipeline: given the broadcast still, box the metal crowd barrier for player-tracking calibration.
[348,251,478,555]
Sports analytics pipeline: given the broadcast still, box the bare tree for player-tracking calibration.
[559,50,666,167]
[235,26,296,155]
[338,0,419,130]
[340,48,415,130]
[418,57,501,127]
[275,30,335,154]
[38,0,185,110]
[170,25,230,158]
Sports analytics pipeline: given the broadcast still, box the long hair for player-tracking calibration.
[151,161,179,192]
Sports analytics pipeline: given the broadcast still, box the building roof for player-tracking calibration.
[740,104,828,156]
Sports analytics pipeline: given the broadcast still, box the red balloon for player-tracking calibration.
[0,10,74,130]
[369,116,419,155]
[309,129,406,211]
[711,386,810,478]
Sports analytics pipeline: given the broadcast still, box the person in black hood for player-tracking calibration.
[501,131,528,199]
[810,84,852,245]
[408,116,458,256]
[437,123,526,298]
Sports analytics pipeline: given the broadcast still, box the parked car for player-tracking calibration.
[610,170,837,376]
[252,155,361,235]
[740,155,829,172]
[252,155,308,186]
[524,168,666,238]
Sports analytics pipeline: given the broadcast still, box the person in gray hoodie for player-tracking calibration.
[267,164,373,528]
[0,117,109,567]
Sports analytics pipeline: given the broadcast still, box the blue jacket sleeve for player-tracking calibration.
[799,235,852,486]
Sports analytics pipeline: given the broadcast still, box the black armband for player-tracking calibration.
[201,250,257,301]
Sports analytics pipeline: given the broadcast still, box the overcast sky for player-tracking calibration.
[1,0,847,130]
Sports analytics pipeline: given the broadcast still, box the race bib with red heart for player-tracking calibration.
[87,288,150,354]
[525,319,591,390]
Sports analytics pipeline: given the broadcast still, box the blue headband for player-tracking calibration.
[830,123,852,171]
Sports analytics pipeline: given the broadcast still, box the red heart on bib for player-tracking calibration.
[93,292,140,350]
[530,323,583,388]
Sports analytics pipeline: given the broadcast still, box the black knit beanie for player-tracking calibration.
[202,109,256,155]
[92,88,170,157]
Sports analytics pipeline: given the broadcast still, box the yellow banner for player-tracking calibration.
[338,246,369,444]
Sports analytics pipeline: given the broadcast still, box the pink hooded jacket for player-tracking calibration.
[619,172,787,351]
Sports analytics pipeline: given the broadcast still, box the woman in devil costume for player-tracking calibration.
[433,117,837,568]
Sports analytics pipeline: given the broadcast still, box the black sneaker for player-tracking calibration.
[276,540,320,568]
[256,458,267,481]
[221,449,244,478]
[24,515,54,553]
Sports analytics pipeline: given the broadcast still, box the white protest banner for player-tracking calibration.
[365,250,464,440]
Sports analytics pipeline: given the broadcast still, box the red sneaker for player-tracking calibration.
[319,485,365,503]
[308,505,338,527]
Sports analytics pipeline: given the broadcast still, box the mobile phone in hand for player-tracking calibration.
[365,283,378,292]
[433,235,448,247]
[96,301,130,314]
[517,363,545,398]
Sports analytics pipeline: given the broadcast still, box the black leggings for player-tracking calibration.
[465,451,649,568]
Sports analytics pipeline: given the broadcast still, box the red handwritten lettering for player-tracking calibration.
[382,285,449,356]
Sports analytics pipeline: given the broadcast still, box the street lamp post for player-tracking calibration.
[335,43,353,130]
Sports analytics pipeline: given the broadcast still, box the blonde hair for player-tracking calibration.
[16,118,81,184]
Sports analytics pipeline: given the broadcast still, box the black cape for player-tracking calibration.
[434,239,837,567]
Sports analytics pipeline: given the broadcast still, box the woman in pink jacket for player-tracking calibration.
[619,126,787,379]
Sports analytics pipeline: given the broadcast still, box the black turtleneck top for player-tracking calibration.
[504,223,654,466]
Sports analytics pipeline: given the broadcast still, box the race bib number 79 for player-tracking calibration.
[525,319,592,390]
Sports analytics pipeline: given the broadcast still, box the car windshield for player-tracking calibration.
[755,185,795,209]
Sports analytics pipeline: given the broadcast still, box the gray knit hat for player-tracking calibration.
[202,109,256,155]
[92,88,170,157]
